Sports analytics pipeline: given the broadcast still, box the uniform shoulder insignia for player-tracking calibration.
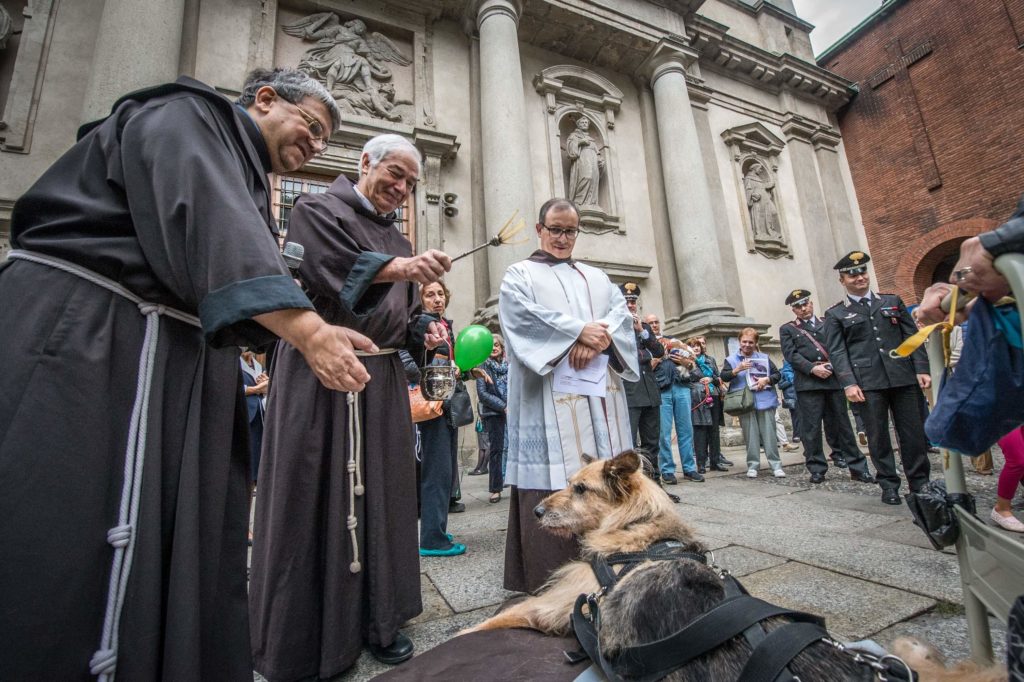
[825,301,842,311]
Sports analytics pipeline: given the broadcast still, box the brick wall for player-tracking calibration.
[820,0,1024,303]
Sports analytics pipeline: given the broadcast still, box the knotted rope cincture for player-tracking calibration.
[7,251,199,681]
[346,390,365,573]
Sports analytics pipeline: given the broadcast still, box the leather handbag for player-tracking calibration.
[409,385,443,423]
[926,298,1024,453]
[446,380,475,428]
[723,385,755,416]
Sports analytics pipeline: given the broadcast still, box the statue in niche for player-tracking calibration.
[565,116,605,208]
[0,5,12,50]
[743,162,783,242]
[283,13,412,122]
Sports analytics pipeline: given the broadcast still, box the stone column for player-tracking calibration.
[644,44,745,334]
[476,0,535,302]
[81,0,187,123]
[812,127,862,255]
[781,114,845,303]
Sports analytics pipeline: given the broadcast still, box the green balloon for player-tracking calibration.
[454,325,494,372]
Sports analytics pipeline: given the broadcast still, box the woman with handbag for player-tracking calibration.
[476,336,509,503]
[721,328,784,479]
[417,282,469,556]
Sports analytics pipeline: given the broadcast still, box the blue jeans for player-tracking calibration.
[659,384,696,476]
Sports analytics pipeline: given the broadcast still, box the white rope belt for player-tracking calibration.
[8,250,199,681]
[344,346,396,572]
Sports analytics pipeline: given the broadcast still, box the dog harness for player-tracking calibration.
[568,540,918,682]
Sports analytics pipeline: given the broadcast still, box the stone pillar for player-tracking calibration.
[81,0,187,123]
[781,114,845,303]
[636,83,683,318]
[812,127,862,255]
[643,43,747,335]
[476,0,535,303]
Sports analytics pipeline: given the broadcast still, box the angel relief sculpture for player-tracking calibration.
[283,13,412,122]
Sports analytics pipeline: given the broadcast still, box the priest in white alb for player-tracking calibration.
[498,197,639,593]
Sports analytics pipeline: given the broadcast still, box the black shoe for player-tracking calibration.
[881,489,901,505]
[831,457,848,469]
[448,501,466,514]
[709,464,729,472]
[663,474,678,485]
[683,471,705,482]
[467,468,487,476]
[851,471,876,484]
[368,632,414,665]
[720,458,734,467]
[809,472,825,484]
[697,465,706,474]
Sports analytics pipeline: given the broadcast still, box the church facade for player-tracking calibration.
[0,0,867,352]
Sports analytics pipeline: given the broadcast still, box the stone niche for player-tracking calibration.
[275,6,415,125]
[534,65,623,234]
[721,122,792,259]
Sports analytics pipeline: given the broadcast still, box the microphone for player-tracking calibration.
[282,241,304,278]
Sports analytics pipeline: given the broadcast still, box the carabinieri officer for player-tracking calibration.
[780,289,875,486]
[822,251,932,505]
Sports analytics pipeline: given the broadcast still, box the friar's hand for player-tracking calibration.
[301,325,375,392]
[400,249,452,285]
[844,385,865,403]
[578,321,611,351]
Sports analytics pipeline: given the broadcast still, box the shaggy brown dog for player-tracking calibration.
[464,450,1007,681]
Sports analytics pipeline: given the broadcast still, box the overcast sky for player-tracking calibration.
[791,0,887,56]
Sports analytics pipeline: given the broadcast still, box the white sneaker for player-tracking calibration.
[773,468,787,478]
[991,509,1024,533]
[746,468,758,478]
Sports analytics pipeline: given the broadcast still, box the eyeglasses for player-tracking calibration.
[842,266,868,276]
[541,225,580,239]
[289,100,330,156]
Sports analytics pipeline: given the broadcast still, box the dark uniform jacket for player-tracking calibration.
[623,322,664,407]
[823,293,927,391]
[780,318,840,392]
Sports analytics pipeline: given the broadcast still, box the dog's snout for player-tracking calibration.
[534,504,546,519]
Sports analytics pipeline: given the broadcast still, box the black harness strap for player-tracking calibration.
[610,595,824,678]
[736,621,831,682]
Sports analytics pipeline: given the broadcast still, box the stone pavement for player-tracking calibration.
[256,444,1023,681]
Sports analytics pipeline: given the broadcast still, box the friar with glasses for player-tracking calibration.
[822,251,931,506]
[499,197,639,593]
[249,133,451,679]
[779,289,876,486]
[0,68,375,680]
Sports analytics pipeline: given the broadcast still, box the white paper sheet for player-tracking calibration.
[552,353,609,398]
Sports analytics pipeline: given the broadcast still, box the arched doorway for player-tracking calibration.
[891,218,999,303]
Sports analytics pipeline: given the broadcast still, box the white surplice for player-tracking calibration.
[498,258,639,491]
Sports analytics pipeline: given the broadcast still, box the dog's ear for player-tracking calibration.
[602,451,640,498]
[581,453,596,465]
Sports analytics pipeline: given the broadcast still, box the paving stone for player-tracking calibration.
[740,562,935,641]
[406,575,455,626]
[711,545,788,577]
[859,518,956,555]
[422,527,517,613]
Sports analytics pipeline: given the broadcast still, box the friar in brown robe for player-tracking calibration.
[0,69,371,681]
[250,135,451,681]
